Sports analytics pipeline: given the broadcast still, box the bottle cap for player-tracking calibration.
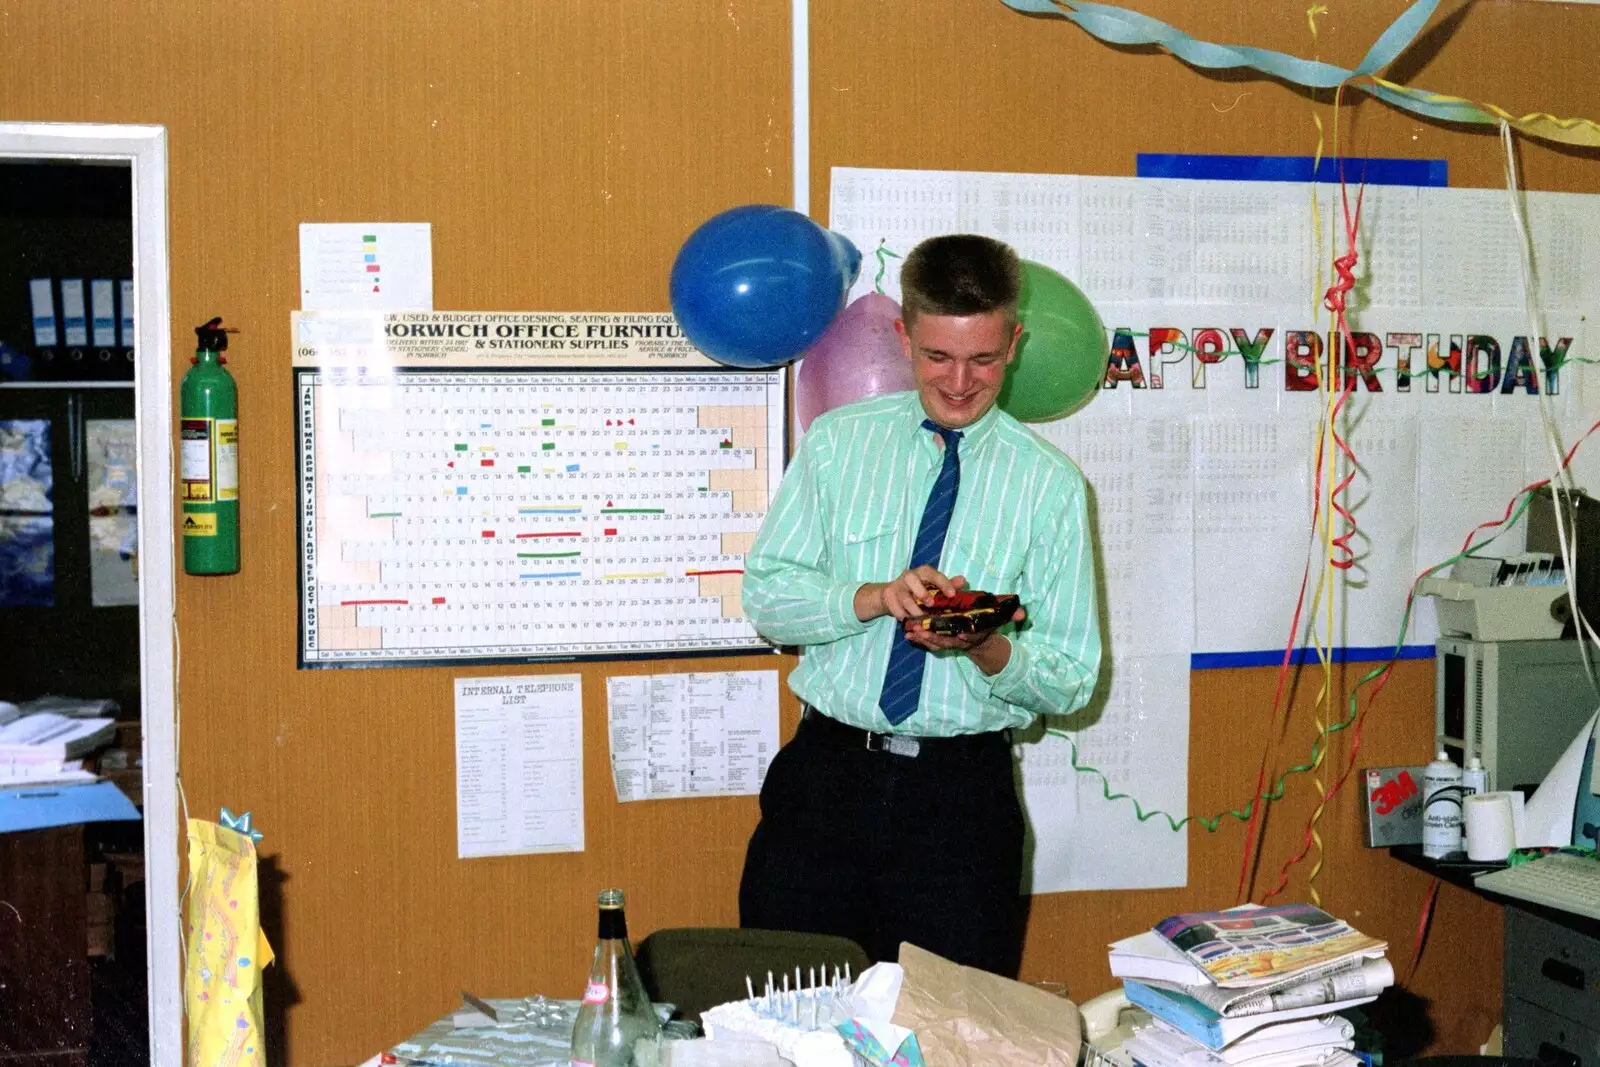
[1436,749,1450,761]
[1467,756,1484,770]
[598,888,625,908]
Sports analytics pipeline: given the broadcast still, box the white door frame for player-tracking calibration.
[0,122,180,1067]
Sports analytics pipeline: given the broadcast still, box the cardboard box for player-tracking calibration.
[1363,766,1425,846]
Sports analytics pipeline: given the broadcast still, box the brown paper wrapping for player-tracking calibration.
[891,943,1082,1066]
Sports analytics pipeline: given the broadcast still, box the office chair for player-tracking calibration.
[635,927,871,1026]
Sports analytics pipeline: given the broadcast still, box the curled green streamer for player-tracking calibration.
[873,241,901,295]
[1051,488,1536,832]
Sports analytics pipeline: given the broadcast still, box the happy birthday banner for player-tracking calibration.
[1098,321,1575,397]
[831,166,1599,661]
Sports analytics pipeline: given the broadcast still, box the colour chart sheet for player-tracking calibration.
[294,312,785,667]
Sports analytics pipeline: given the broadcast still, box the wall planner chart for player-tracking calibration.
[293,312,785,668]
[830,165,1600,891]
[833,166,1600,662]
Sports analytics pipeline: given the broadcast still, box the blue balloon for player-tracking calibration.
[670,205,862,368]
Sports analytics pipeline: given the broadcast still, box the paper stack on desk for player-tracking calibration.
[0,709,135,833]
[0,711,115,761]
[1125,1015,1363,1067]
[0,712,114,787]
[1111,904,1390,1057]
[14,695,120,719]
[0,758,95,788]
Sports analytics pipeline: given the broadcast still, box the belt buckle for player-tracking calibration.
[869,732,921,758]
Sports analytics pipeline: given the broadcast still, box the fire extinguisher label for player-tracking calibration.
[180,418,213,502]
[181,512,217,537]
[215,419,239,501]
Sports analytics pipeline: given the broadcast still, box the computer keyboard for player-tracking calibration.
[1476,852,1600,920]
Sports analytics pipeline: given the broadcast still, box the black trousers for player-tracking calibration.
[738,711,1026,977]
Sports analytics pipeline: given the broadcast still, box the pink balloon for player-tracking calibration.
[795,293,914,430]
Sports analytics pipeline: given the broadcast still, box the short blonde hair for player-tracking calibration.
[899,235,1021,328]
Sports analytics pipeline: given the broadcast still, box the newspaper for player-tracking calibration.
[1147,957,1395,1017]
[1155,904,1388,989]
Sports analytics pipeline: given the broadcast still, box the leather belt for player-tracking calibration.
[799,706,1008,759]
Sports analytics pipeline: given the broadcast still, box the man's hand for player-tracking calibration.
[854,570,1024,676]
[904,606,1025,676]
[854,566,965,623]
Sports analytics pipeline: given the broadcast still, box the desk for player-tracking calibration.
[1392,846,1600,1061]
[0,826,89,1067]
[389,998,579,1066]
[389,998,694,1066]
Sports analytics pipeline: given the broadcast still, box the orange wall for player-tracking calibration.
[4,0,1598,1061]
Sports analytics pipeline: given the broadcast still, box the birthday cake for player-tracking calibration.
[701,962,906,1067]
[701,1000,854,1067]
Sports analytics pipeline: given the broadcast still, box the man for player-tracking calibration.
[738,234,1102,977]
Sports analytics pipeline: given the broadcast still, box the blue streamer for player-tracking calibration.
[1002,0,1470,123]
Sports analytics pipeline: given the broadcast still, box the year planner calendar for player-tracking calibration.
[293,311,785,668]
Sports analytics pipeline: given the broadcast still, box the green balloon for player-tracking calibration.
[999,261,1108,422]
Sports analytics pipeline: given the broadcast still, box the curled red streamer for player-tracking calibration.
[1235,431,1326,905]
[1263,413,1600,901]
[1323,175,1365,573]
[1258,161,1365,903]
[1237,167,1365,903]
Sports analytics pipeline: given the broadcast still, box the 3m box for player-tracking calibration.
[1363,766,1425,847]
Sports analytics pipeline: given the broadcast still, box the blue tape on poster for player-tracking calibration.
[1137,154,1447,187]
[0,780,140,834]
[1191,644,1435,670]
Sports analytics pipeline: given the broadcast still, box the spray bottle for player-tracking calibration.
[180,318,239,575]
[1422,746,1464,859]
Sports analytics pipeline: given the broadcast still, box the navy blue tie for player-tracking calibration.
[878,420,962,727]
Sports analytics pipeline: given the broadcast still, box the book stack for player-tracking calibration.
[0,711,114,788]
[1110,904,1392,1067]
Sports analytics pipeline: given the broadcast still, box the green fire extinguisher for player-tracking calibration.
[180,317,239,575]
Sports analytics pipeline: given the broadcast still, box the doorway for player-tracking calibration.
[0,124,179,1067]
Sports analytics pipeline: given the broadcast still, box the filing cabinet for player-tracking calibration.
[1505,908,1600,1062]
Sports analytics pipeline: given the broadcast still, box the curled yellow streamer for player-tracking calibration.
[1364,76,1600,149]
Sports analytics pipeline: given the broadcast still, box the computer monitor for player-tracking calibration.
[1436,636,1600,792]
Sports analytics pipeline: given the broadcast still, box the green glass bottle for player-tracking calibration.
[180,318,239,575]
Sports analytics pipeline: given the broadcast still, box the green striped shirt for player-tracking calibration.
[743,391,1101,736]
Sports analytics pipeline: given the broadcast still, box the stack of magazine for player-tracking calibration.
[1110,904,1392,1065]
